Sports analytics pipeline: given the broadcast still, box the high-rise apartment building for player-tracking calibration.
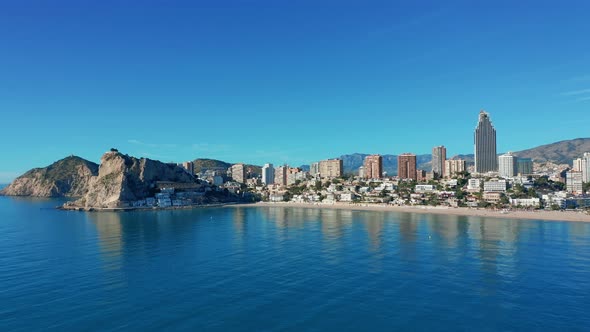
[431,146,446,178]
[310,162,320,177]
[444,159,466,178]
[516,158,533,175]
[287,167,306,185]
[181,161,194,175]
[498,152,517,178]
[416,169,427,182]
[319,159,343,178]
[274,165,288,186]
[474,111,497,173]
[363,154,383,179]
[262,163,274,185]
[566,171,583,194]
[573,153,590,182]
[398,153,417,180]
[231,163,246,183]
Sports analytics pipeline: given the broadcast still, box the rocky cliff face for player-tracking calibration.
[74,152,196,208]
[0,156,98,197]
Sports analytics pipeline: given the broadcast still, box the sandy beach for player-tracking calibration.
[229,202,590,223]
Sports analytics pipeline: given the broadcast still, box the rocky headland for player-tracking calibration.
[66,151,200,210]
[2,151,245,211]
[0,156,98,197]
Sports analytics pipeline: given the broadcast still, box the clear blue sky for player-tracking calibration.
[1,0,590,182]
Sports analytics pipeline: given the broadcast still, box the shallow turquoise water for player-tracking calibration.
[1,196,589,331]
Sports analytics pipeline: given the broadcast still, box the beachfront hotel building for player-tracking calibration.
[398,153,417,180]
[363,154,383,179]
[262,163,274,185]
[474,110,498,173]
[431,146,446,178]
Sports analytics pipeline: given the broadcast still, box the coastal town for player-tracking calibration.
[3,111,589,216]
[175,111,590,212]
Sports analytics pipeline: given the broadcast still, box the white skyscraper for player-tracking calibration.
[262,163,275,185]
[574,153,590,183]
[498,153,517,178]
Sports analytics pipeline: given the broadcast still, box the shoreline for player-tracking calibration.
[228,202,590,223]
[59,202,240,212]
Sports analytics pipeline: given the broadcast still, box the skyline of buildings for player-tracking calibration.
[178,112,588,196]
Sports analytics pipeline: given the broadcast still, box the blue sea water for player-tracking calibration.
[1,196,590,331]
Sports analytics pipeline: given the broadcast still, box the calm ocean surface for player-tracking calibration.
[1,195,590,331]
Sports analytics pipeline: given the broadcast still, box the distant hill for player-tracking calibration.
[152,138,590,180]
[336,138,590,175]
[449,154,475,164]
[192,159,231,172]
[513,138,590,164]
[192,158,262,177]
[1,156,99,197]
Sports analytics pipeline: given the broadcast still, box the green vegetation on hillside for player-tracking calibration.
[24,156,99,183]
[192,159,232,173]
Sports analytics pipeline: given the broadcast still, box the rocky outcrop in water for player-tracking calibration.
[71,151,196,209]
[0,156,98,197]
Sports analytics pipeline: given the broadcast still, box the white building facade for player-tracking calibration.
[484,180,507,192]
[498,153,517,178]
[573,153,590,183]
[566,171,584,194]
[262,163,275,185]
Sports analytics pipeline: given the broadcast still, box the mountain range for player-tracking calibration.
[511,138,590,164]
[332,138,590,175]
[183,138,590,176]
